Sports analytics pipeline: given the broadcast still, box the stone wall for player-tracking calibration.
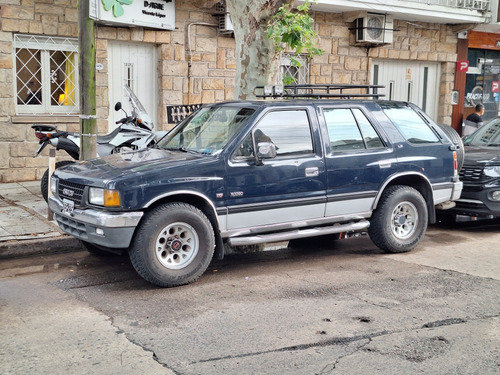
[0,0,79,183]
[0,1,458,183]
[310,13,458,124]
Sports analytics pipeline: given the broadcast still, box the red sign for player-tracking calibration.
[457,60,469,72]
[492,81,499,93]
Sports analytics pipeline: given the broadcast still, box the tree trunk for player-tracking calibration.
[226,0,291,99]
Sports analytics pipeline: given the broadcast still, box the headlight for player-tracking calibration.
[50,177,57,196]
[483,166,500,178]
[89,187,121,207]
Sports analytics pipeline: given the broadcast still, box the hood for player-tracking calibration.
[55,148,212,185]
[464,146,500,166]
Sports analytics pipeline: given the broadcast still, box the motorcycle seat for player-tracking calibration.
[32,124,57,132]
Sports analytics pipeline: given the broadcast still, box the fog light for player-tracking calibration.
[96,228,104,236]
[491,191,500,201]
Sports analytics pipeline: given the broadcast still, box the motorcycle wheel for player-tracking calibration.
[41,160,76,202]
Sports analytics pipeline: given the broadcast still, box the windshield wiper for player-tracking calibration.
[179,147,203,154]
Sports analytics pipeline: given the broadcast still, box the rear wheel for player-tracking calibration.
[129,202,215,287]
[41,160,76,202]
[369,185,428,253]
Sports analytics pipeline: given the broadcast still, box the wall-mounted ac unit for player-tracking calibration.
[355,13,393,44]
[215,1,234,34]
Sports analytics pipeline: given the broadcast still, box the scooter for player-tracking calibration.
[33,86,167,201]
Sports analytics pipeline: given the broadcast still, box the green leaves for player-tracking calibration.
[101,0,133,18]
[266,0,323,84]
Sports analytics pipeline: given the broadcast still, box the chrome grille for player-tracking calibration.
[58,180,85,206]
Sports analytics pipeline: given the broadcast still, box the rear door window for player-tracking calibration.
[323,108,384,152]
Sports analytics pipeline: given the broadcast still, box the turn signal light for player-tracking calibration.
[103,190,121,207]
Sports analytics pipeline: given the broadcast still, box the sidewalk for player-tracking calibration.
[0,181,81,258]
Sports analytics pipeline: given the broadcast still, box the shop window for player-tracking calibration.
[14,34,79,116]
[465,48,500,122]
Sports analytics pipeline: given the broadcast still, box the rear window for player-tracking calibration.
[381,104,440,144]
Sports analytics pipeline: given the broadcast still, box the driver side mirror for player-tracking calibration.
[256,142,277,160]
[114,102,122,111]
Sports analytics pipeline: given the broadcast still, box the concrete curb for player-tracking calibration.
[0,236,83,259]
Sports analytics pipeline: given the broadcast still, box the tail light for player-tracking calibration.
[453,151,458,176]
[35,131,52,140]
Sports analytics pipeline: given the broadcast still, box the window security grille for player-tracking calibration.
[279,53,309,85]
[14,34,79,116]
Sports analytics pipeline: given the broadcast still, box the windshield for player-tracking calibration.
[124,85,147,117]
[464,117,500,147]
[157,105,256,154]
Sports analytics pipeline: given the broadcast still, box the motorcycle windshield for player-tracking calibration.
[124,85,148,118]
[123,85,154,130]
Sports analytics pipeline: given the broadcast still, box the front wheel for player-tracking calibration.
[368,185,428,253]
[129,202,215,287]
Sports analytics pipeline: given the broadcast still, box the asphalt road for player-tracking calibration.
[1,220,499,375]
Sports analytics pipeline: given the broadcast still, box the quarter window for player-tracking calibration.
[14,34,79,116]
[381,104,440,144]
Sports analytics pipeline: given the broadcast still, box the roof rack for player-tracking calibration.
[255,84,385,99]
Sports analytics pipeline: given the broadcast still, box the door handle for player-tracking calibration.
[305,167,319,177]
[378,160,392,169]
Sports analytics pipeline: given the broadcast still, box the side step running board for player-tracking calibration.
[227,220,370,246]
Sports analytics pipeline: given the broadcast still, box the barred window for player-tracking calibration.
[279,53,309,85]
[14,34,79,116]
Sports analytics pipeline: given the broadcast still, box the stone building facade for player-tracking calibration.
[0,0,459,183]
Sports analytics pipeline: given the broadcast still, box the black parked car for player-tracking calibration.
[452,117,500,220]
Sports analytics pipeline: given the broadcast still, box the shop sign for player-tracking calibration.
[466,86,489,106]
[89,0,175,30]
[493,81,499,93]
[457,60,469,72]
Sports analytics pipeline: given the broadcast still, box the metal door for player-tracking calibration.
[372,60,440,121]
[108,41,157,131]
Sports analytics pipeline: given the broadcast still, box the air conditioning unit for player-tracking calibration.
[355,13,393,44]
[215,1,234,34]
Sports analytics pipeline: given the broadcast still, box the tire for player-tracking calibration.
[436,123,465,172]
[129,202,215,287]
[41,160,76,202]
[368,185,428,253]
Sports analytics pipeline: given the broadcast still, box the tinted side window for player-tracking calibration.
[324,108,384,152]
[352,109,384,148]
[234,110,313,158]
[324,108,363,151]
[382,105,439,144]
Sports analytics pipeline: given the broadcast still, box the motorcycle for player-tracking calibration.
[33,86,167,201]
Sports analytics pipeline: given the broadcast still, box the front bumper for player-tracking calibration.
[451,180,500,218]
[48,195,143,249]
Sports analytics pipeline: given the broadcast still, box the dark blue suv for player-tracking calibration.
[48,85,463,287]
